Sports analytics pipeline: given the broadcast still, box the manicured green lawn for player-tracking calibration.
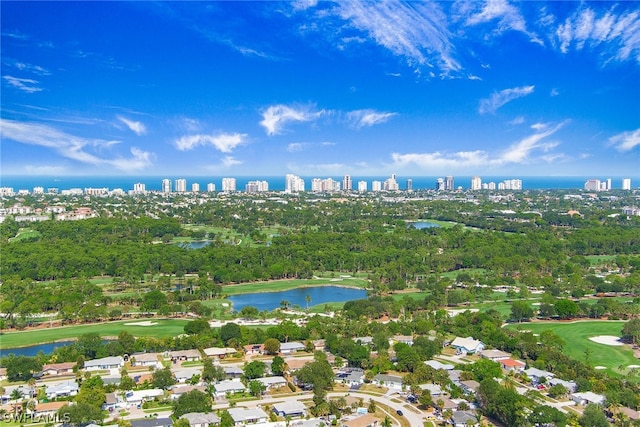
[221,277,368,296]
[506,320,635,377]
[8,228,42,242]
[1,319,190,349]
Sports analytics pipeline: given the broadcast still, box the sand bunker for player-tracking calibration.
[589,335,623,346]
[628,365,640,369]
[124,321,158,326]
[595,366,607,370]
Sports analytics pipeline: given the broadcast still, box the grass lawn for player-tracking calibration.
[1,319,190,349]
[584,255,617,265]
[221,277,368,296]
[505,320,635,377]
[8,228,42,242]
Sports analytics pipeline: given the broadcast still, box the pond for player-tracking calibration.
[408,221,441,229]
[177,241,211,249]
[227,285,367,312]
[1,340,76,357]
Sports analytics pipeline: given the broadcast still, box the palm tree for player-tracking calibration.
[305,294,312,311]
[382,416,392,427]
[280,300,290,310]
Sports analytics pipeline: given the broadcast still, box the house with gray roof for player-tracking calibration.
[450,337,485,355]
[272,400,307,418]
[213,380,246,397]
[84,356,124,371]
[45,380,79,399]
[227,407,268,425]
[373,374,403,390]
[280,341,305,354]
[180,412,220,427]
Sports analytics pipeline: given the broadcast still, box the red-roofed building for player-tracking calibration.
[500,358,526,373]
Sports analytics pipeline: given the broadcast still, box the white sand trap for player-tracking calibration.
[589,335,623,346]
[595,366,607,370]
[628,365,640,369]
[124,321,158,326]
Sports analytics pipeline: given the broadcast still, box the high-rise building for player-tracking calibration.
[191,183,200,192]
[342,175,352,191]
[207,183,216,192]
[446,176,455,191]
[383,174,399,191]
[357,181,367,192]
[371,180,382,192]
[471,176,482,191]
[584,179,601,191]
[311,178,339,192]
[285,174,305,192]
[162,179,172,194]
[175,179,187,193]
[606,178,612,191]
[33,186,44,195]
[245,180,269,193]
[622,178,632,190]
[406,179,413,191]
[222,178,237,192]
[435,178,445,191]
[133,183,146,194]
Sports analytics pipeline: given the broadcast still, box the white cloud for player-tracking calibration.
[3,75,42,93]
[550,88,559,96]
[24,165,66,174]
[509,116,525,125]
[322,1,461,74]
[391,150,490,169]
[287,141,335,152]
[117,116,147,136]
[460,0,541,44]
[175,133,248,153]
[260,104,324,135]
[497,121,567,164]
[222,156,242,167]
[609,129,640,151]
[13,61,50,75]
[346,109,397,128]
[0,119,153,171]
[554,6,640,63]
[479,85,535,114]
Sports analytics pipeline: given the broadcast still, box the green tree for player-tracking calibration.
[152,367,176,389]
[58,403,104,426]
[172,390,212,417]
[248,380,267,397]
[622,318,640,344]
[578,404,609,427]
[76,375,106,409]
[271,355,286,376]
[5,355,41,382]
[244,361,266,380]
[141,289,168,311]
[264,338,281,355]
[510,300,534,322]
[295,351,334,415]
[184,318,211,335]
[220,322,242,345]
[220,410,234,427]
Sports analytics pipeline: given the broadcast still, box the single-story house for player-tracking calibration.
[313,339,326,351]
[45,380,79,399]
[41,362,75,377]
[272,400,307,418]
[280,341,305,354]
[460,380,480,394]
[610,407,640,422]
[223,366,244,379]
[447,370,462,384]
[103,392,122,411]
[169,349,201,362]
[0,368,7,381]
[243,344,264,355]
[130,418,173,427]
[571,391,606,406]
[33,401,67,418]
[284,358,309,372]
[353,336,374,346]
[373,374,403,390]
[548,378,577,393]
[451,410,478,427]
[418,383,442,396]
[213,380,246,397]
[180,412,221,427]
[390,335,414,346]
[84,356,124,371]
[480,349,511,361]
[125,389,164,405]
[171,385,207,400]
[174,367,203,383]
[227,407,268,425]
[500,358,526,373]
[256,376,287,390]
[524,367,554,384]
[425,360,454,371]
[335,368,365,386]
[450,337,485,355]
[341,413,380,427]
[204,347,236,359]
[131,353,162,368]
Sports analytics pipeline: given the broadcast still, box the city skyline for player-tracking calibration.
[1,1,639,177]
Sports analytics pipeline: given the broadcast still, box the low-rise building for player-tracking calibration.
[45,380,79,399]
[272,400,307,418]
[84,356,124,371]
[499,358,526,373]
[131,353,162,368]
[180,412,220,427]
[213,380,246,397]
[169,349,201,362]
[130,418,173,427]
[125,389,164,406]
[571,391,605,406]
[41,362,75,377]
[203,347,236,359]
[256,376,287,390]
[372,374,403,390]
[227,407,268,425]
[450,337,485,355]
[280,341,305,354]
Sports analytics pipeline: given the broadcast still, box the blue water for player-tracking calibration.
[177,241,211,249]
[2,175,637,192]
[1,340,75,358]
[227,285,366,312]
[408,221,441,229]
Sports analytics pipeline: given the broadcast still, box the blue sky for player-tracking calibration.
[1,1,639,177]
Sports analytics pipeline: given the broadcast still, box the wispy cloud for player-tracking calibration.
[456,0,542,45]
[260,104,325,135]
[609,128,640,152]
[346,109,397,128]
[310,1,461,75]
[3,75,42,93]
[497,121,567,164]
[175,132,248,152]
[222,156,242,167]
[117,116,147,136]
[3,60,51,76]
[479,85,534,114]
[287,141,335,152]
[25,165,66,175]
[1,119,153,171]
[391,150,490,169]
[554,6,640,64]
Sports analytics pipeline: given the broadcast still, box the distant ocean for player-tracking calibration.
[0,175,637,192]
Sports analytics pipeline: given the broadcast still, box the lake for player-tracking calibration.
[408,221,441,229]
[177,241,211,249]
[1,340,75,357]
[227,285,367,312]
